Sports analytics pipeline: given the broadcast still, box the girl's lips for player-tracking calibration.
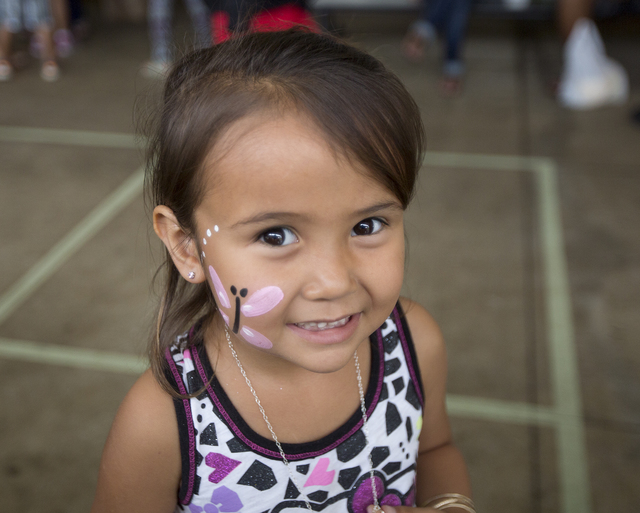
[287,313,361,345]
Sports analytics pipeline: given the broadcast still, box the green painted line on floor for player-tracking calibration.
[447,395,558,426]
[535,160,592,513]
[0,168,145,327]
[422,152,591,513]
[0,125,139,149]
[0,337,146,374]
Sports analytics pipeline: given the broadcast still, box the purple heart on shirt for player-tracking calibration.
[205,453,241,483]
[210,486,243,512]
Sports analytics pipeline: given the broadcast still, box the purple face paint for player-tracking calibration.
[240,286,284,317]
[209,265,231,309]
[240,326,273,349]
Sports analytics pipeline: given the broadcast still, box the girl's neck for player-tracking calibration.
[202,312,374,444]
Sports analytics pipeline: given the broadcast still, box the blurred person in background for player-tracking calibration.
[557,0,629,109]
[403,0,473,95]
[30,0,86,59]
[141,0,211,78]
[50,0,73,55]
[0,0,59,80]
[206,0,318,44]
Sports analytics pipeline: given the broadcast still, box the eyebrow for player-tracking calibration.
[353,201,404,217]
[231,201,403,229]
[230,212,305,229]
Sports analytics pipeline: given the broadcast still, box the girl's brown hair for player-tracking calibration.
[146,28,425,394]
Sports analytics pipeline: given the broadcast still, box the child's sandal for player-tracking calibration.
[40,60,60,82]
[0,59,13,81]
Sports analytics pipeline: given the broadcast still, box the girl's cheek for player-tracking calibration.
[207,264,285,350]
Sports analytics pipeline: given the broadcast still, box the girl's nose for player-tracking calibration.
[301,246,356,301]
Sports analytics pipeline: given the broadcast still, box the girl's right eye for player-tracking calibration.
[259,227,298,247]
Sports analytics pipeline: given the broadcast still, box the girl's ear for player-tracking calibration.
[153,205,206,284]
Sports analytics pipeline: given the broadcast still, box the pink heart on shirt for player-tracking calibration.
[304,457,335,487]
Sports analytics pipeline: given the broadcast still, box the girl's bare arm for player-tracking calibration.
[91,369,182,513]
[398,297,472,512]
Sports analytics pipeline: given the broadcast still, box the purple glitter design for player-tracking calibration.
[381,494,402,507]
[352,476,384,513]
[404,484,416,506]
[205,453,241,483]
[352,476,403,513]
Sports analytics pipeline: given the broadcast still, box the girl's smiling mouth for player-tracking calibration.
[287,313,361,344]
[293,314,352,331]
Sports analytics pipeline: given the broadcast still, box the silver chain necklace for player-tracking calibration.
[224,326,382,512]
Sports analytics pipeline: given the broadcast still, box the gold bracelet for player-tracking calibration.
[420,493,476,512]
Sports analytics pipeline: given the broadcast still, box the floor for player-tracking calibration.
[0,12,638,513]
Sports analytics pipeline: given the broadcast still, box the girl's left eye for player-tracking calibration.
[351,218,385,237]
[259,227,298,247]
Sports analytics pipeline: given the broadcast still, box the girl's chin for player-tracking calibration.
[286,313,361,346]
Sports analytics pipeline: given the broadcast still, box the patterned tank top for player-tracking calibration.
[165,303,424,513]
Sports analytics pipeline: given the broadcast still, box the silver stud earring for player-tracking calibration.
[188,271,196,280]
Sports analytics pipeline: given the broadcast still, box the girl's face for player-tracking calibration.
[195,113,405,374]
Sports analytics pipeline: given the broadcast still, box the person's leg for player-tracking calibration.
[403,0,438,61]
[50,0,74,57]
[439,0,472,95]
[24,0,59,80]
[427,0,452,32]
[443,0,471,71]
[183,0,211,49]
[35,23,60,80]
[0,26,14,80]
[0,27,11,59]
[148,0,172,63]
[0,0,21,80]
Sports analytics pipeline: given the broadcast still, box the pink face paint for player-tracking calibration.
[209,265,231,309]
[240,326,273,349]
[221,311,230,326]
[240,286,284,317]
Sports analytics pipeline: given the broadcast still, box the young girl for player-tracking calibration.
[92,29,473,513]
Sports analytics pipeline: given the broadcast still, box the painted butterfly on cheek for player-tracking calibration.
[209,266,284,349]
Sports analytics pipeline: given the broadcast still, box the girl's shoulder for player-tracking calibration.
[92,369,181,513]
[398,296,447,390]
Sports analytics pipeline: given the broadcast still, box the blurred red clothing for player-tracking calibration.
[212,2,319,44]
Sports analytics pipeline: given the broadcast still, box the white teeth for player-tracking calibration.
[295,316,350,331]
